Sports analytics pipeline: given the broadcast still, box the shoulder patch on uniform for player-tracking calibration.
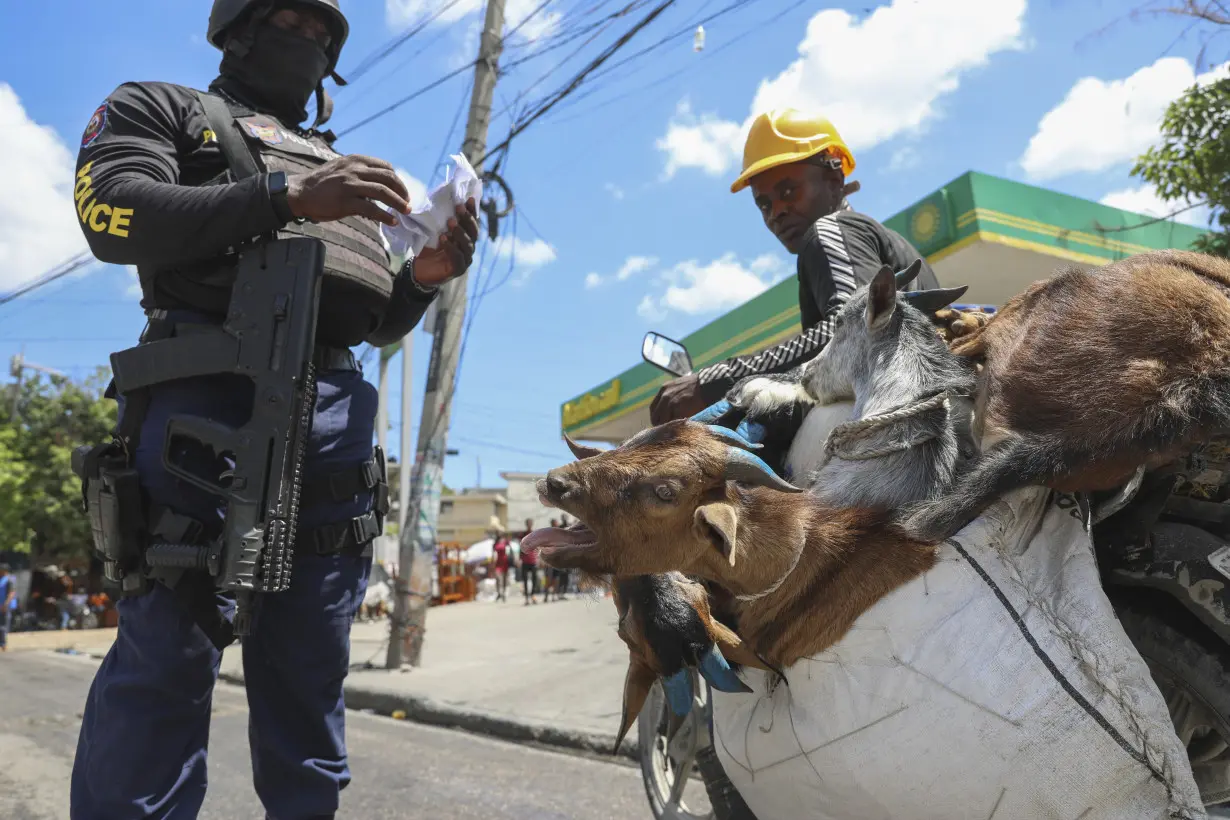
[81,103,108,148]
[242,118,283,145]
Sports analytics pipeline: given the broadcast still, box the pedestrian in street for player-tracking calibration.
[518,518,540,605]
[491,530,512,602]
[0,564,16,651]
[67,2,478,817]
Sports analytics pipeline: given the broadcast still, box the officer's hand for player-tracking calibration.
[649,374,709,425]
[413,199,480,286]
[286,155,410,226]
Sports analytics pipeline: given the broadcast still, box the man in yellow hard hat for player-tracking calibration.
[650,108,940,423]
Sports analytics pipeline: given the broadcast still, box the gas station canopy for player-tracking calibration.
[560,170,1210,444]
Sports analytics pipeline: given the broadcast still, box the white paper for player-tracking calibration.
[381,153,484,259]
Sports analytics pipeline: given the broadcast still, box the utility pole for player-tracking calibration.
[398,337,414,536]
[388,0,506,669]
[9,348,65,421]
[376,353,390,460]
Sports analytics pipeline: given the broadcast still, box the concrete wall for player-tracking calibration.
[501,472,555,535]
[438,491,506,546]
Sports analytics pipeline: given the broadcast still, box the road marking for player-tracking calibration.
[0,732,73,819]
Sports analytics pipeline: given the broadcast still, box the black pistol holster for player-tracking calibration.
[73,237,326,642]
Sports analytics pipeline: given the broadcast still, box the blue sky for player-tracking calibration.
[0,0,1225,490]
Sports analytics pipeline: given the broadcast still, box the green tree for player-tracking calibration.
[1132,76,1230,257]
[1,368,115,561]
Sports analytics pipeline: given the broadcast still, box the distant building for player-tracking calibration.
[501,471,556,535]
[437,488,507,546]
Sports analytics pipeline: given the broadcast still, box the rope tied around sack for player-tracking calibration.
[818,389,957,468]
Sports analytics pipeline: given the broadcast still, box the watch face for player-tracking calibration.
[270,172,287,194]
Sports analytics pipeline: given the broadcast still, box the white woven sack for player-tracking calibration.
[712,485,1206,820]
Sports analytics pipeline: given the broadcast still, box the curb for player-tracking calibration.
[216,669,639,762]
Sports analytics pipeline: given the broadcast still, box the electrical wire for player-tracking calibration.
[344,0,475,84]
[504,0,561,41]
[453,434,567,459]
[477,0,679,168]
[548,0,812,125]
[429,77,475,187]
[0,252,95,308]
[336,60,478,138]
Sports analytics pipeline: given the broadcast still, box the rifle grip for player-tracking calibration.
[163,415,242,496]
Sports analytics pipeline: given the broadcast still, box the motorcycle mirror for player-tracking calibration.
[642,332,693,377]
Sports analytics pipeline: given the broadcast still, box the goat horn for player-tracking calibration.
[564,433,604,460]
[724,447,803,493]
[902,285,970,316]
[705,424,763,451]
[895,258,923,289]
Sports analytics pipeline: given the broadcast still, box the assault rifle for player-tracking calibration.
[101,237,324,636]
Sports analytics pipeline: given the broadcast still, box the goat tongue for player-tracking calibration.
[520,523,597,552]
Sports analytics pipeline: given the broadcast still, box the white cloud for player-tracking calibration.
[1020,58,1230,181]
[386,0,480,28]
[888,146,921,172]
[394,168,429,209]
[584,255,661,289]
[616,255,658,281]
[492,236,558,285]
[124,265,142,299]
[1099,184,1209,227]
[385,0,560,47]
[604,183,625,200]
[0,83,90,293]
[657,100,744,180]
[637,294,666,322]
[637,252,791,319]
[656,0,1027,179]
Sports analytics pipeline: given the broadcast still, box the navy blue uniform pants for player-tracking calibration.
[70,361,377,820]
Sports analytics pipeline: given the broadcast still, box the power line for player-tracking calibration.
[344,0,475,84]
[0,252,96,308]
[1092,199,1210,233]
[453,434,567,459]
[477,0,680,168]
[336,60,478,138]
[549,0,810,123]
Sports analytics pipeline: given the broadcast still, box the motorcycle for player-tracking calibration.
[635,330,1230,819]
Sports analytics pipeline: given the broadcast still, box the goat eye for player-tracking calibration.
[654,485,675,502]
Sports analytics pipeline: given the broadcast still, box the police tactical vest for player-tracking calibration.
[236,112,395,347]
[144,91,395,348]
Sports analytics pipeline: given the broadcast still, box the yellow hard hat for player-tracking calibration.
[730,109,856,193]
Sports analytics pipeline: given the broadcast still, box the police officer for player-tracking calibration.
[649,108,940,424]
[69,2,479,818]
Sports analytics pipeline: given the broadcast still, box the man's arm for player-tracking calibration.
[365,259,439,347]
[74,82,286,267]
[690,213,866,405]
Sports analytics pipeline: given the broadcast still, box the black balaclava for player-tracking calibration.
[215,18,330,126]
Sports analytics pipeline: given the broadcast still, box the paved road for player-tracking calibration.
[0,650,654,820]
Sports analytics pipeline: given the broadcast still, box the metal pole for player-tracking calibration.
[398,340,414,535]
[388,0,506,669]
[376,354,390,460]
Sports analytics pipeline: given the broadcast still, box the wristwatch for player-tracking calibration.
[267,171,296,224]
[404,258,438,297]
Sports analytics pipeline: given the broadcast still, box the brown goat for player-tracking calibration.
[903,249,1230,540]
[523,421,938,671]
[606,572,766,752]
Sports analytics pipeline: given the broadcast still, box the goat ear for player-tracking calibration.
[902,285,970,316]
[694,502,739,566]
[866,264,897,331]
[614,658,657,755]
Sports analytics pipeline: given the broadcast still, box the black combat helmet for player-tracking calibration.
[208,0,349,73]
